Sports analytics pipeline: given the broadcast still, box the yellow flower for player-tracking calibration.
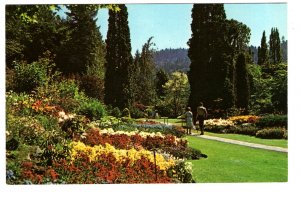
[69,141,176,170]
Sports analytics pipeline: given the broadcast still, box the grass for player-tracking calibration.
[201,131,288,148]
[146,118,287,148]
[186,136,288,183]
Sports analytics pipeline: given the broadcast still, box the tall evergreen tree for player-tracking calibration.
[188,4,232,114]
[57,5,105,75]
[104,4,133,110]
[132,37,157,105]
[269,27,282,64]
[235,53,250,113]
[257,31,269,66]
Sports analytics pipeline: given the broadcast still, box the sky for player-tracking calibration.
[97,3,287,53]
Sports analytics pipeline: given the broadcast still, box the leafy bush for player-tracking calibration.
[129,106,145,119]
[110,107,122,118]
[13,61,48,93]
[77,98,106,121]
[256,114,287,128]
[79,74,104,101]
[256,127,287,139]
[122,108,131,118]
[225,124,259,136]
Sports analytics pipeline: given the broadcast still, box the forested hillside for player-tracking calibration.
[153,48,190,73]
[154,41,287,74]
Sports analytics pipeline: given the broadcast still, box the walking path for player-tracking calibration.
[192,134,288,153]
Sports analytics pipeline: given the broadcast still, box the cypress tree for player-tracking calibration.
[104,4,133,110]
[257,31,269,66]
[269,27,282,64]
[235,53,250,113]
[187,4,230,114]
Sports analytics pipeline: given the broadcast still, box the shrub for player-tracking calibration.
[129,106,145,119]
[256,114,287,128]
[77,98,106,121]
[225,124,259,136]
[122,108,131,118]
[79,75,104,101]
[111,107,122,118]
[256,127,287,139]
[13,61,48,93]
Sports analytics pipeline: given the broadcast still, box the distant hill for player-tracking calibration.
[153,48,190,74]
[154,42,287,74]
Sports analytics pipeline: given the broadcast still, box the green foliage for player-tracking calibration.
[188,4,250,114]
[235,53,250,112]
[129,106,145,119]
[156,69,169,98]
[58,5,106,75]
[104,4,133,110]
[269,27,282,64]
[226,124,259,136]
[168,161,195,183]
[130,37,157,106]
[77,98,106,121]
[79,74,105,101]
[122,108,131,118]
[111,107,122,118]
[13,61,48,93]
[257,31,269,66]
[248,63,287,114]
[256,114,287,128]
[256,127,287,139]
[163,71,190,117]
[153,48,190,74]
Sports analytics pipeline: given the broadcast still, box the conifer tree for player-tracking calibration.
[235,53,250,113]
[269,27,282,64]
[257,31,269,66]
[57,5,105,75]
[187,4,230,114]
[104,4,133,110]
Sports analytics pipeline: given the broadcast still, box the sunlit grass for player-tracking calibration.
[186,136,288,183]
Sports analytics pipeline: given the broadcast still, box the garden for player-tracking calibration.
[6,79,207,184]
[5,4,288,185]
[6,80,288,184]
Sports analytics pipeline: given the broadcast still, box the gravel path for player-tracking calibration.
[192,134,288,153]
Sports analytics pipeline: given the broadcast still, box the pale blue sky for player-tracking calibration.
[97,3,287,53]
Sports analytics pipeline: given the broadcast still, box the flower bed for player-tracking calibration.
[228,115,260,124]
[204,118,235,133]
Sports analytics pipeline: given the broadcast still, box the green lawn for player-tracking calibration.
[147,118,184,126]
[186,136,288,183]
[148,118,287,148]
[201,132,288,148]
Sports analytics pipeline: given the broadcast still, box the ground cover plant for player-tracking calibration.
[186,136,288,183]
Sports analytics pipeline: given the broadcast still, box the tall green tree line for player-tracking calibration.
[188,3,251,116]
[104,4,133,110]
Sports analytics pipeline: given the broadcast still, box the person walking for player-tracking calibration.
[184,107,193,135]
[196,102,207,135]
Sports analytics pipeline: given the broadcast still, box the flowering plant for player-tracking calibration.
[228,115,260,124]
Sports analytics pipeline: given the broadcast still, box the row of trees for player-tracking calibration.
[258,28,283,66]
[6,5,109,100]
[187,4,287,117]
[6,4,287,118]
[187,4,252,116]
[6,4,188,118]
